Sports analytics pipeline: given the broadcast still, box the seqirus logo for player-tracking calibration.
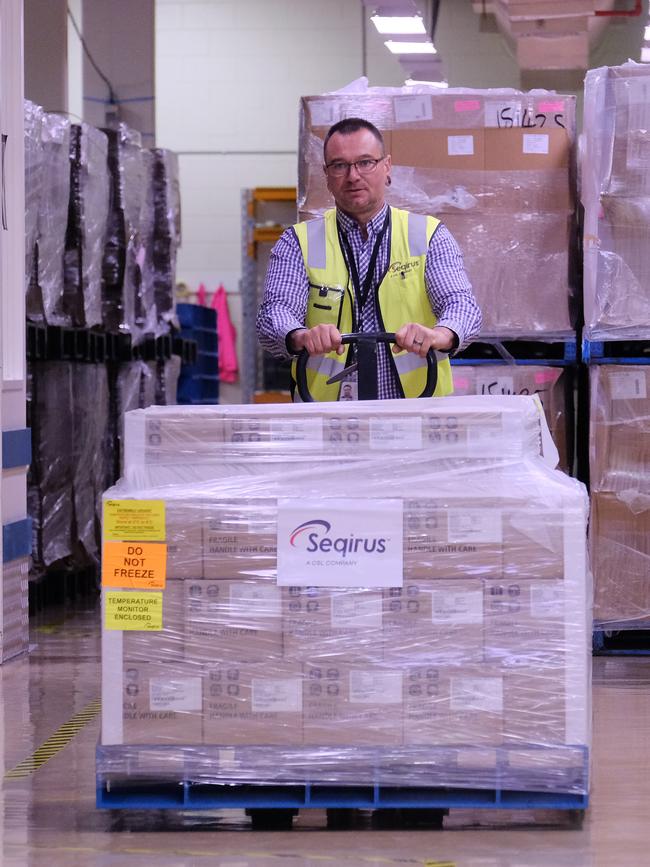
[290,519,387,558]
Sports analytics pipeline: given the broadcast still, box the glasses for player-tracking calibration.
[325,157,385,177]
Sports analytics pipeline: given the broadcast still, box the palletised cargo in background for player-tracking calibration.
[589,364,650,626]
[99,397,591,801]
[582,64,650,340]
[299,87,577,339]
[451,364,573,473]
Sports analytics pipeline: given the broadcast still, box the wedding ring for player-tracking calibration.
[413,338,423,346]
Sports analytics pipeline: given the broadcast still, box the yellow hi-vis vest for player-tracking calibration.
[291,206,454,402]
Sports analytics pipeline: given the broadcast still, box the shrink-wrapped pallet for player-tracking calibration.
[99,397,591,798]
[589,364,650,625]
[299,85,576,338]
[582,64,650,339]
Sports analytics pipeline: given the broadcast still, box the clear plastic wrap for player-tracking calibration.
[0,558,29,663]
[99,397,591,797]
[121,394,559,487]
[156,355,182,406]
[102,124,147,339]
[582,64,650,339]
[24,100,45,315]
[589,364,650,626]
[451,365,572,473]
[27,362,74,567]
[61,123,109,328]
[299,87,577,339]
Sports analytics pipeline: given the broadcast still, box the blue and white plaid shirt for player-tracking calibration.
[256,204,482,399]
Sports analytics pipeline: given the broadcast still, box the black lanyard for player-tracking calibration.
[338,208,390,314]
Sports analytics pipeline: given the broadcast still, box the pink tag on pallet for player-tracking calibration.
[454,100,481,112]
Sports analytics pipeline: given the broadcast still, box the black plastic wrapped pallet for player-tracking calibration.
[144,148,181,329]
[101,124,150,340]
[110,360,158,478]
[27,361,75,569]
[71,363,110,567]
[24,101,45,319]
[61,124,109,329]
[156,355,181,405]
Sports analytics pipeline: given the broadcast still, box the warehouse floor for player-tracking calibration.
[1,601,648,867]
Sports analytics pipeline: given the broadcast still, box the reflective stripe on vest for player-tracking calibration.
[293,207,453,401]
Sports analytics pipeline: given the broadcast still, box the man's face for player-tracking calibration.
[324,128,391,223]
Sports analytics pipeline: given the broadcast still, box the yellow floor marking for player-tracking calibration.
[4,699,100,780]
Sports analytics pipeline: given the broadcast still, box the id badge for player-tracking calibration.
[339,371,358,402]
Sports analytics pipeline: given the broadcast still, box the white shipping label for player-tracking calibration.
[229,583,281,618]
[610,371,647,401]
[450,677,503,714]
[530,583,564,619]
[277,498,403,588]
[349,670,402,705]
[331,593,383,628]
[251,678,302,713]
[369,417,422,450]
[149,677,202,712]
[447,135,474,157]
[476,375,514,397]
[309,100,340,127]
[523,134,549,155]
[269,418,323,448]
[447,509,502,544]
[394,95,433,124]
[431,590,483,625]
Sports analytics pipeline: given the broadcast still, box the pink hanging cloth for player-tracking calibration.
[196,282,208,306]
[211,283,239,383]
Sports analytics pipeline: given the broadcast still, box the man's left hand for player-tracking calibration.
[392,324,457,358]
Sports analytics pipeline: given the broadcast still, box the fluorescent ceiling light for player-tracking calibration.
[642,46,650,62]
[385,40,436,54]
[371,14,426,34]
[405,78,448,88]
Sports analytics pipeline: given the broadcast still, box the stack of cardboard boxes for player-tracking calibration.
[298,89,576,338]
[99,397,590,795]
[582,64,650,627]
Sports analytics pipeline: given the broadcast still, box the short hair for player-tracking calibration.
[323,117,385,161]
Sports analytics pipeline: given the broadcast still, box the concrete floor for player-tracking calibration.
[1,601,649,866]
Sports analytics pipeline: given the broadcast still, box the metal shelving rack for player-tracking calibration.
[240,187,296,404]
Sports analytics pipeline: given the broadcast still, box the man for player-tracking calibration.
[256,117,481,401]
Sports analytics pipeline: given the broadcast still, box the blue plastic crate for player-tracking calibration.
[197,351,219,375]
[194,329,219,353]
[177,374,220,403]
[177,303,217,330]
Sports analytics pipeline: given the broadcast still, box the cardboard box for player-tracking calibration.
[403,664,503,746]
[451,365,571,473]
[502,509,565,580]
[590,492,650,624]
[185,579,283,662]
[503,666,566,746]
[203,662,303,746]
[517,33,589,71]
[404,499,503,580]
[122,581,185,663]
[121,661,203,744]
[303,660,403,747]
[283,586,384,662]
[166,503,203,579]
[483,579,565,663]
[590,365,650,493]
[383,580,484,663]
[203,502,277,580]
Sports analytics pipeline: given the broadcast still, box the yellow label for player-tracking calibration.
[103,499,166,541]
[104,591,163,631]
[102,542,167,589]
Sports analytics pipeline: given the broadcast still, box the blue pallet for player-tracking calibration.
[177,303,217,330]
[454,339,577,366]
[593,625,650,656]
[97,780,588,811]
[582,338,650,365]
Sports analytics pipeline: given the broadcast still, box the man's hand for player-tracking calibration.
[391,324,456,358]
[291,324,345,356]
